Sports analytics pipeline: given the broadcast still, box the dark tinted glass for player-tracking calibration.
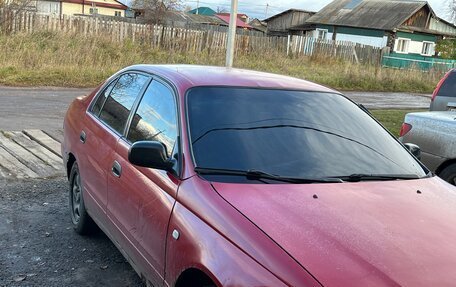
[91,79,117,116]
[99,73,150,134]
[128,81,177,157]
[187,87,426,182]
[438,71,456,98]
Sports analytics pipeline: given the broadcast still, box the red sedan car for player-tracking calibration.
[62,65,456,287]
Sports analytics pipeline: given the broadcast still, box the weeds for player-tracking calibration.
[371,109,425,136]
[0,31,445,91]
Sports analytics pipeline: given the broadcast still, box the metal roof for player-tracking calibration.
[187,7,216,16]
[306,0,429,31]
[215,14,252,29]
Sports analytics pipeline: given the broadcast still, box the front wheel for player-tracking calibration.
[439,163,456,186]
[69,162,96,235]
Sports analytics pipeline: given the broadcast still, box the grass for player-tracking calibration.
[0,31,446,92]
[370,109,425,136]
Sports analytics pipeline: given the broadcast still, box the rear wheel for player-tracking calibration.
[69,162,96,235]
[439,163,456,186]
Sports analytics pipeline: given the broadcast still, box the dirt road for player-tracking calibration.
[0,86,430,131]
[0,178,143,287]
[0,86,92,131]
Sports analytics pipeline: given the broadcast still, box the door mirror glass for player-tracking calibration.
[404,143,421,160]
[128,141,174,171]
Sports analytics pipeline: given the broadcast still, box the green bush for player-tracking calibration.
[436,39,456,60]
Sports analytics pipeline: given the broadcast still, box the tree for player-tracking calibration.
[0,0,35,28]
[436,39,456,59]
[0,0,34,11]
[216,6,228,13]
[183,5,192,12]
[132,0,182,24]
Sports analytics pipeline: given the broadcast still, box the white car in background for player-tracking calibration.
[400,111,456,185]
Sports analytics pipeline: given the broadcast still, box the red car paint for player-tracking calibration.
[62,65,456,286]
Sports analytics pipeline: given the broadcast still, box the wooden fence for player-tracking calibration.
[0,9,384,64]
[287,35,386,65]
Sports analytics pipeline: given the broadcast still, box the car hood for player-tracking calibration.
[212,178,456,287]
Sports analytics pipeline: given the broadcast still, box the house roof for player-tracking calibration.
[264,9,315,22]
[306,0,430,31]
[249,18,267,33]
[164,11,225,25]
[217,12,249,18]
[215,14,252,29]
[187,7,216,16]
[397,25,455,37]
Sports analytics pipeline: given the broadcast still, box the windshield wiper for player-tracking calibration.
[194,167,343,184]
[329,173,421,182]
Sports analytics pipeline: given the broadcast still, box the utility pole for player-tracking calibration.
[225,0,238,68]
[265,3,269,18]
[196,0,199,14]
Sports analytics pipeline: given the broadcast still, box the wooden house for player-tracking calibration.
[302,0,456,58]
[263,9,315,36]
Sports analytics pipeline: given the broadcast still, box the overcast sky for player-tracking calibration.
[181,0,452,22]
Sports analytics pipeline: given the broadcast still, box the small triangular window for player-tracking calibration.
[344,0,362,9]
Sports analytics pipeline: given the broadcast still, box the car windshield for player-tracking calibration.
[187,87,427,183]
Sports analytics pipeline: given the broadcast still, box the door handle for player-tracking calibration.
[79,130,86,143]
[112,160,122,178]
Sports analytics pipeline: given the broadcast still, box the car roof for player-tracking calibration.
[127,64,339,94]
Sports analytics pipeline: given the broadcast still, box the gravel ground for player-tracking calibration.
[0,177,144,287]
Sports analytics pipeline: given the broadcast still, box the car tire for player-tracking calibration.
[439,164,456,186]
[69,162,97,235]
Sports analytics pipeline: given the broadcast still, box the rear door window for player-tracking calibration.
[91,79,117,116]
[127,80,178,157]
[99,73,150,134]
[438,71,456,97]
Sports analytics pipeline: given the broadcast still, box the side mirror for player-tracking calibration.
[404,143,421,160]
[128,141,174,171]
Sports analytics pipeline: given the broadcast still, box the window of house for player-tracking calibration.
[316,29,328,40]
[89,7,98,14]
[395,38,410,54]
[127,80,178,157]
[99,73,150,135]
[421,41,434,56]
[114,11,122,17]
[344,0,362,9]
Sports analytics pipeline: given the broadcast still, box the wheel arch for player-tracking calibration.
[435,158,456,175]
[66,152,77,179]
[174,267,217,287]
